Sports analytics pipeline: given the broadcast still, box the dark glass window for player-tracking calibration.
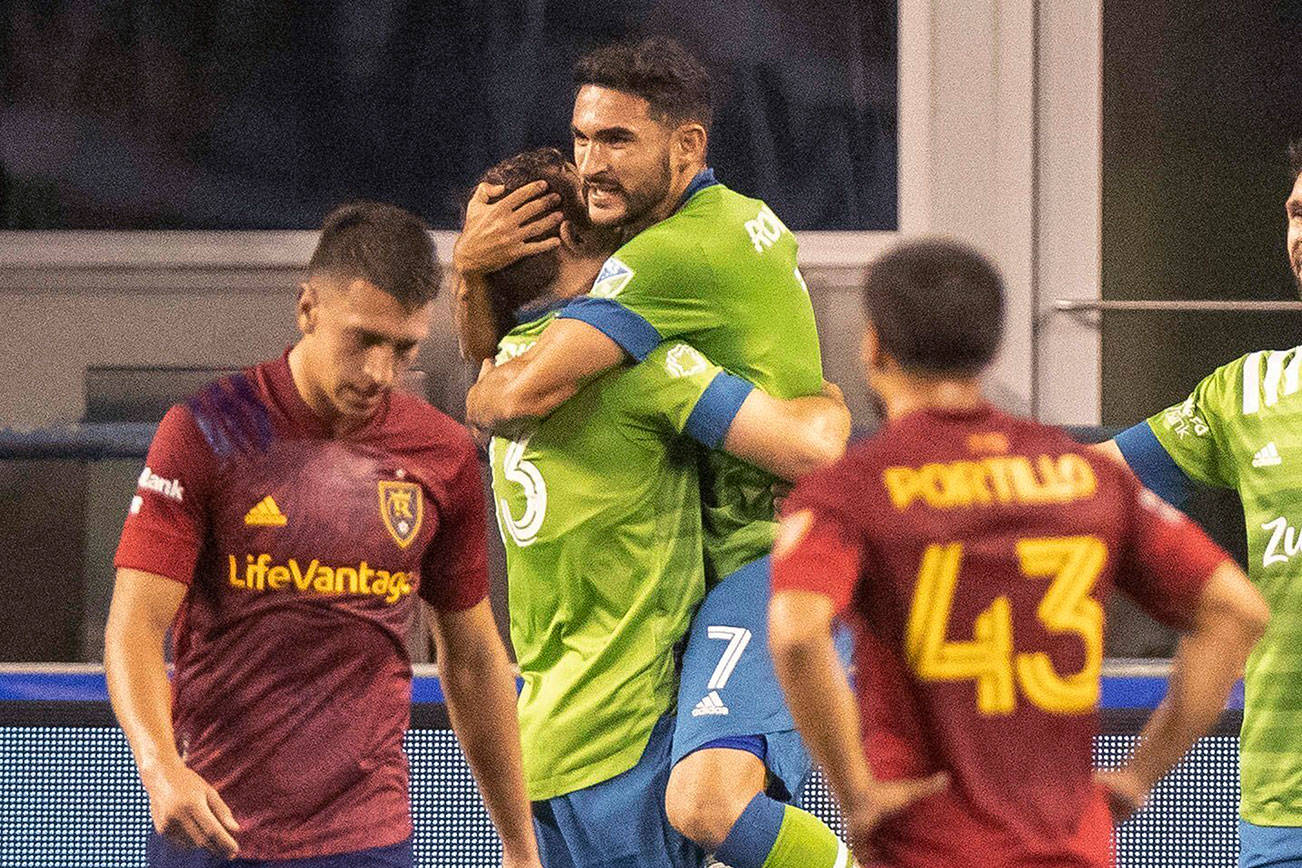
[0,1,896,230]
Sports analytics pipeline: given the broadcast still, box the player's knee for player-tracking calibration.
[664,763,756,851]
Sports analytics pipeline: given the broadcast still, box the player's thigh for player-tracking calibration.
[535,714,705,868]
[146,833,226,868]
[147,833,413,868]
[1240,820,1302,868]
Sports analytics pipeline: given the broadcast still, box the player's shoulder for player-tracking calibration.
[179,363,274,459]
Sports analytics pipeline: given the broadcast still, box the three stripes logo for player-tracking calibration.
[692,691,729,717]
[1253,442,1283,468]
[244,496,287,527]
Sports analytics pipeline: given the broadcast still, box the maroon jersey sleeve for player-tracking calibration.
[1113,473,1229,629]
[419,444,490,611]
[114,404,216,584]
[772,478,866,615]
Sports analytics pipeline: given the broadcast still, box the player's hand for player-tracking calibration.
[1095,768,1147,824]
[841,772,949,865]
[455,181,563,276]
[145,761,240,858]
[821,378,846,407]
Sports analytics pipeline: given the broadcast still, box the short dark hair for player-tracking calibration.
[862,239,1005,375]
[475,148,589,323]
[1290,139,1302,182]
[308,202,439,308]
[574,37,712,130]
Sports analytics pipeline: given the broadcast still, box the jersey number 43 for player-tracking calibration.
[905,535,1106,716]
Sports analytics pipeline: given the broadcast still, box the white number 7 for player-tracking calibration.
[706,626,752,690]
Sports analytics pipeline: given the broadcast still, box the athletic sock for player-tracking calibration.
[713,792,848,868]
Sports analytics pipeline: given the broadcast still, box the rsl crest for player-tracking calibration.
[378,480,423,549]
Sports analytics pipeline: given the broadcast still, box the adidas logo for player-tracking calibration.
[691,690,729,717]
[244,496,287,527]
[1253,442,1283,468]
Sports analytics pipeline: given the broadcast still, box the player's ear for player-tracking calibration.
[297,281,319,336]
[673,123,707,168]
[860,325,883,373]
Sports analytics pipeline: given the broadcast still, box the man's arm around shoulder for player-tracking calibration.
[466,318,627,435]
[722,380,852,480]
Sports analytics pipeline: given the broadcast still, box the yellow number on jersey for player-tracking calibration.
[905,536,1106,716]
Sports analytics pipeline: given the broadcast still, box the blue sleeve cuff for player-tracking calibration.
[685,372,754,449]
[558,296,663,361]
[1115,421,1194,506]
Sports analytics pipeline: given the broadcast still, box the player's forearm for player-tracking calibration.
[104,614,184,786]
[770,598,875,808]
[466,357,573,435]
[438,627,538,859]
[724,393,850,481]
[1125,567,1268,792]
[455,273,502,363]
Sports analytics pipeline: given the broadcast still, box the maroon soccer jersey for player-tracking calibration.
[773,405,1229,868]
[115,352,488,860]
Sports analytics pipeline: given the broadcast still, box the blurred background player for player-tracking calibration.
[104,203,540,868]
[470,147,849,868]
[768,238,1269,867]
[1097,140,1302,868]
[455,38,848,868]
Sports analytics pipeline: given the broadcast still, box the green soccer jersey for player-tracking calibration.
[490,309,749,800]
[1148,348,1302,824]
[558,172,824,579]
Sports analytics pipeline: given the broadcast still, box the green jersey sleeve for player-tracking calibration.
[1145,355,1245,489]
[557,233,719,361]
[628,342,754,448]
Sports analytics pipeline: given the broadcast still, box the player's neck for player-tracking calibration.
[623,162,706,238]
[554,251,606,300]
[880,375,986,421]
[287,342,370,436]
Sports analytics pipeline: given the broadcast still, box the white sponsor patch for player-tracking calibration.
[590,256,634,299]
[665,344,707,378]
[137,466,184,502]
[128,495,143,515]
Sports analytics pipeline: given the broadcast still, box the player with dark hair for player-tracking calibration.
[464,147,849,868]
[767,237,1270,867]
[455,38,848,868]
[104,202,541,868]
[1096,140,1302,867]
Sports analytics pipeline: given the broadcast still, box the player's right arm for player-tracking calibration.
[1094,356,1244,505]
[1100,482,1269,821]
[721,379,851,480]
[106,404,239,856]
[453,181,562,362]
[105,569,240,857]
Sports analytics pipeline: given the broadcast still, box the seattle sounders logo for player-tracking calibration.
[590,257,634,299]
[665,345,708,378]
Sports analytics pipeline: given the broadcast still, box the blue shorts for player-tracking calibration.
[533,713,705,868]
[1241,819,1302,867]
[147,834,411,868]
[671,555,852,801]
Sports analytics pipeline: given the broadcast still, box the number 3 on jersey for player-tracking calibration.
[905,536,1106,716]
[493,436,547,547]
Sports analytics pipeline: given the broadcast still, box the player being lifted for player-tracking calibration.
[456,38,847,868]
[469,147,849,868]
[1097,140,1302,868]
[768,239,1270,867]
[105,204,539,868]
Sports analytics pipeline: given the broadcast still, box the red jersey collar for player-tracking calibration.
[263,346,390,437]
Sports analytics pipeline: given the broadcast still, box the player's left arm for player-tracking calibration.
[465,318,627,435]
[426,599,540,868]
[768,508,947,865]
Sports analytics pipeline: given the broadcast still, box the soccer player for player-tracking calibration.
[1095,141,1302,868]
[767,239,1270,867]
[458,39,847,868]
[471,147,849,868]
[103,203,540,868]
